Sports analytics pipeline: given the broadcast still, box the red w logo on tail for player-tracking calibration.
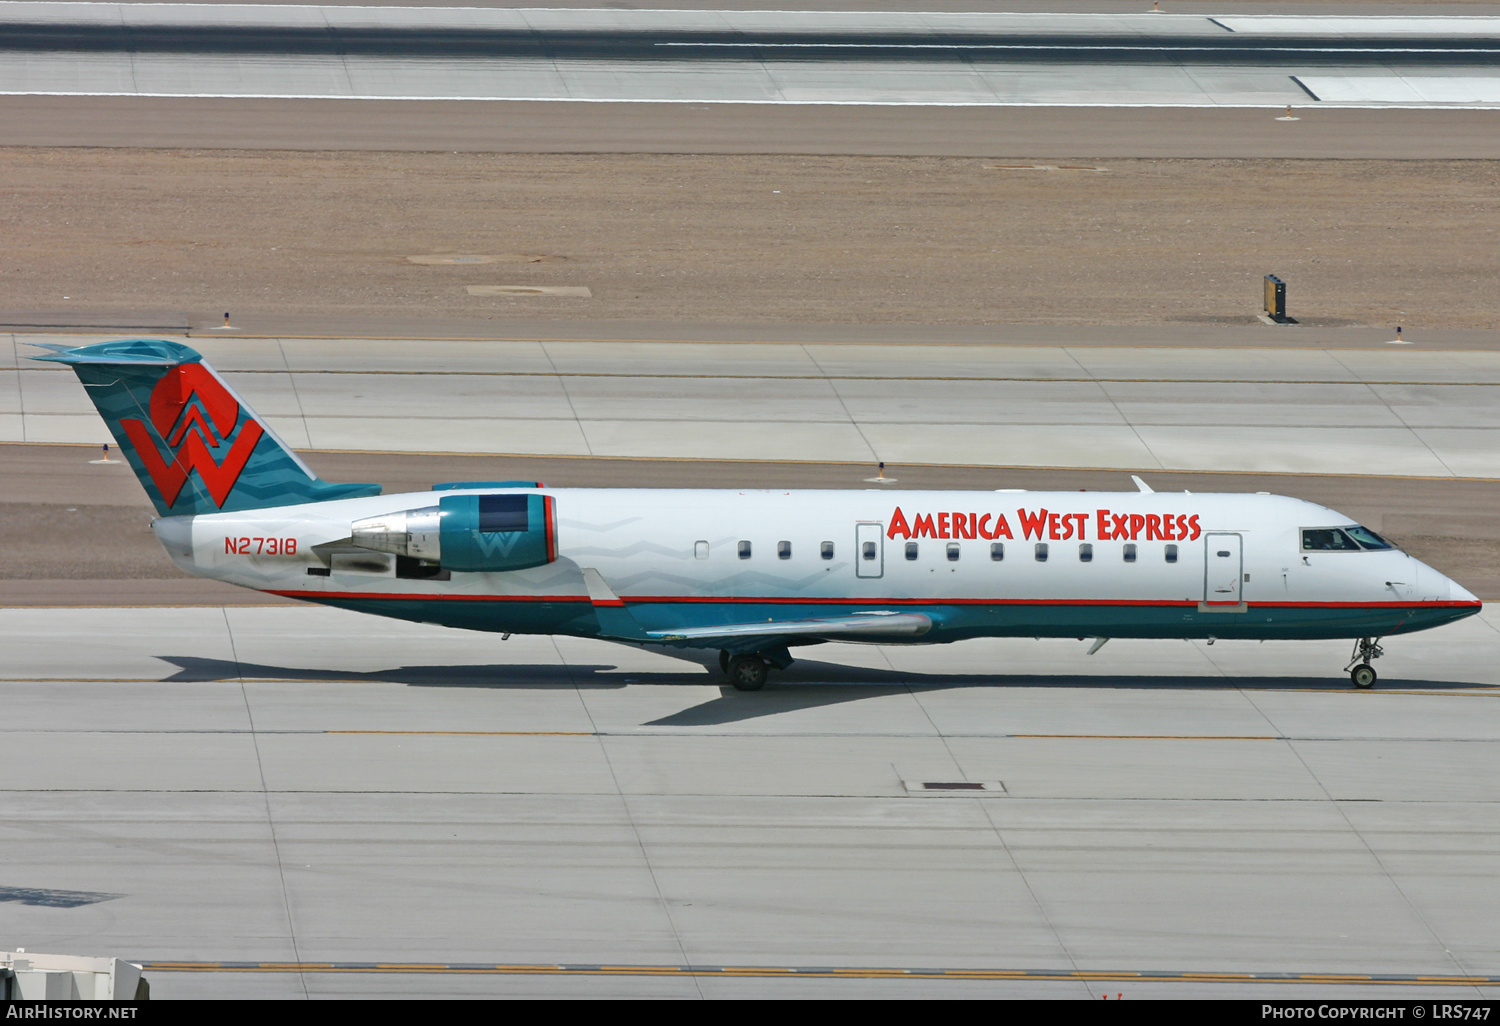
[120,364,264,508]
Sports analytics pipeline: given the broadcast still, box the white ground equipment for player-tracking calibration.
[1,950,148,1000]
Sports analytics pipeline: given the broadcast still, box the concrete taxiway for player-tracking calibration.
[4,324,1499,997]
[9,332,1500,478]
[1,604,1497,998]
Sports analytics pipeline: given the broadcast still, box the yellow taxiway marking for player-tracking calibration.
[1010,734,1280,740]
[327,730,592,737]
[136,962,1500,985]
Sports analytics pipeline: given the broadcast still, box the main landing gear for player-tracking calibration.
[1345,637,1384,689]
[722,652,769,691]
[718,649,786,691]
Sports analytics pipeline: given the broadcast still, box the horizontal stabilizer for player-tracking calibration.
[648,612,931,642]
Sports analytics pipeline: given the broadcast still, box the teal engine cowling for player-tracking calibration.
[350,493,557,572]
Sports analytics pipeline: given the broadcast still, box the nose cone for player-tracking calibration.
[1412,556,1480,606]
[1448,577,1481,605]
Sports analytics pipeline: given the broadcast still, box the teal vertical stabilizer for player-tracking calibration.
[32,339,382,516]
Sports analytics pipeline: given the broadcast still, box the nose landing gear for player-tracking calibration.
[1345,637,1384,689]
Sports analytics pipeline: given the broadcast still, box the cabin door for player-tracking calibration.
[855,522,884,579]
[1203,533,1243,605]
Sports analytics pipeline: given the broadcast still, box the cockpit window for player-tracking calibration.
[1344,525,1396,550]
[1301,528,1361,552]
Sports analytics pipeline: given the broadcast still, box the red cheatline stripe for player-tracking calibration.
[265,590,1478,611]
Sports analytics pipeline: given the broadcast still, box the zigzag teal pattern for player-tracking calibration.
[36,339,381,516]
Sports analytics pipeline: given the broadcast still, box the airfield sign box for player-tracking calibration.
[1263,274,1287,322]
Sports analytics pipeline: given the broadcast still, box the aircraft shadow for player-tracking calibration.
[155,655,628,689]
[0,886,123,909]
[154,654,1490,727]
[646,660,1492,726]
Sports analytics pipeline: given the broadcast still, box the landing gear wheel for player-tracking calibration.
[727,655,769,691]
[718,649,730,674]
[1345,637,1384,689]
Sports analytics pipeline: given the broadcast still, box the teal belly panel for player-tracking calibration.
[285,594,1478,643]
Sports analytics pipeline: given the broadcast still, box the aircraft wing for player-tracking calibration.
[645,612,931,642]
[579,568,930,644]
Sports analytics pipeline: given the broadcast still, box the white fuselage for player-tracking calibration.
[150,487,1477,645]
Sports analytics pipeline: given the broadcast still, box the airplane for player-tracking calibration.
[34,338,1482,691]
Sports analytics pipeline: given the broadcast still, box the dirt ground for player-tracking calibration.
[2,148,1497,329]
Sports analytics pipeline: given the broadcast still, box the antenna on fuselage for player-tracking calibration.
[1130,475,1154,494]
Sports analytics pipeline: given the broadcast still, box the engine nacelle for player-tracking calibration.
[349,506,442,561]
[350,493,557,572]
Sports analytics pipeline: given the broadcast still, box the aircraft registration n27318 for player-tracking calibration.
[36,339,1481,691]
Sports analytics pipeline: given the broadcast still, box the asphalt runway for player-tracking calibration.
[9,7,1500,76]
[2,603,1497,998]
[3,4,1499,155]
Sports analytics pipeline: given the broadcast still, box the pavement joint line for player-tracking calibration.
[131,962,1500,984]
[22,92,1500,110]
[5,790,1498,801]
[148,331,1500,353]
[4,439,1500,483]
[96,366,1500,387]
[5,728,1500,741]
[326,730,593,736]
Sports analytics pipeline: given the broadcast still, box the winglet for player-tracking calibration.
[580,568,650,640]
[1131,474,1154,494]
[581,567,624,606]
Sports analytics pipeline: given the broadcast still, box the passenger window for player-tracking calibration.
[1035,543,1048,562]
[905,542,919,561]
[861,541,876,561]
[1165,544,1179,563]
[946,542,960,562]
[1123,543,1137,563]
[777,541,791,560]
[1302,528,1360,552]
[1079,543,1093,563]
[990,542,1004,562]
[694,541,709,560]
[738,540,752,559]
[822,541,835,560]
